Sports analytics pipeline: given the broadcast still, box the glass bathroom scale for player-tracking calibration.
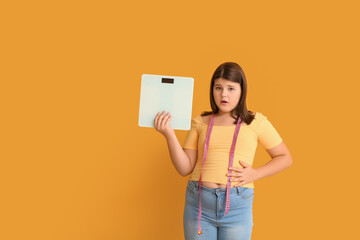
[138,74,194,130]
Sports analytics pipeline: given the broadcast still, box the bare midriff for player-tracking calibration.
[201,181,236,189]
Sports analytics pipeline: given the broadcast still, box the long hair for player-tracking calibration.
[201,62,255,125]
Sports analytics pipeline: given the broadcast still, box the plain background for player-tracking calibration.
[1,1,359,239]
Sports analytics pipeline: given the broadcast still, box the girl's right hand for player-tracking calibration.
[154,111,173,138]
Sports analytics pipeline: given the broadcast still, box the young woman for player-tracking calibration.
[154,62,292,240]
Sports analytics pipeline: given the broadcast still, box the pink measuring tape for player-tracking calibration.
[197,112,242,235]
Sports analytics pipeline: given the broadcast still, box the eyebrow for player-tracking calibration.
[214,84,236,87]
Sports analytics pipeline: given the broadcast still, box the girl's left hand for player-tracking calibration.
[227,161,260,187]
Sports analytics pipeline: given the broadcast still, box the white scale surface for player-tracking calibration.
[138,74,194,130]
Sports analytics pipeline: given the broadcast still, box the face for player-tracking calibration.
[213,78,241,116]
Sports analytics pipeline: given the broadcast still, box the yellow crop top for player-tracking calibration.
[182,112,283,189]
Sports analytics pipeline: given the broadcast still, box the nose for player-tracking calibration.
[221,89,228,97]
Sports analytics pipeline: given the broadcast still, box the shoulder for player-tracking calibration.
[196,114,207,126]
[199,114,209,125]
[247,111,267,130]
[250,111,280,133]
[244,111,265,125]
[187,114,210,128]
[253,112,266,121]
[189,114,205,128]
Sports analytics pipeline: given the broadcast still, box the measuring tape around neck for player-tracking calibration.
[197,112,242,235]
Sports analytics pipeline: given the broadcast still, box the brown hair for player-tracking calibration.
[201,62,255,125]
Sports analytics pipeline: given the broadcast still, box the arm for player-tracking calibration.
[165,131,197,177]
[228,115,293,186]
[153,111,197,177]
[255,141,293,181]
[229,141,292,186]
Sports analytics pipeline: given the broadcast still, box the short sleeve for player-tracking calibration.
[257,116,283,149]
[183,116,199,150]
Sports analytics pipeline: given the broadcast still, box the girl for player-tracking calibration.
[154,62,292,240]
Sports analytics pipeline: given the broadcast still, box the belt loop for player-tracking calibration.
[189,181,196,192]
[236,186,242,196]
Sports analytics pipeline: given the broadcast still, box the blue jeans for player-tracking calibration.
[183,180,254,240]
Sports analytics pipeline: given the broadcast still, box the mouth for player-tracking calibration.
[221,101,228,104]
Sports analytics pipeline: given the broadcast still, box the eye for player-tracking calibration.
[215,87,221,90]
[229,88,235,91]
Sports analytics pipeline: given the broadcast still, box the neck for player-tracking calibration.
[215,111,234,118]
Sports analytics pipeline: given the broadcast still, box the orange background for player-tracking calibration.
[1,1,359,239]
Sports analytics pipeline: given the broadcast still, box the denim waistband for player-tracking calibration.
[188,180,251,196]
